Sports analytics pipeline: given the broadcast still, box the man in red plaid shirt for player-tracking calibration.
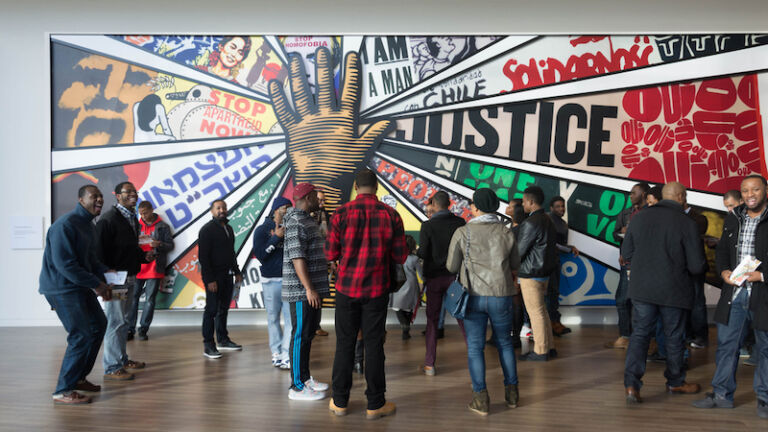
[326,169,407,420]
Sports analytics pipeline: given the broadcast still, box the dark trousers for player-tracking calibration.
[289,300,319,390]
[332,292,389,410]
[686,273,709,343]
[44,291,107,394]
[624,300,688,390]
[425,274,464,367]
[546,260,561,323]
[127,278,161,335]
[202,274,234,346]
[615,265,632,337]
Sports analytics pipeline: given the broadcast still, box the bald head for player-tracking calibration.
[662,182,686,205]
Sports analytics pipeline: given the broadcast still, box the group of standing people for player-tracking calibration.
[38,170,768,420]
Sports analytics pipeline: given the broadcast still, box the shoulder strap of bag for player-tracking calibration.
[462,226,472,290]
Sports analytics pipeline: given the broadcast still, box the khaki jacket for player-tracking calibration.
[446,220,520,297]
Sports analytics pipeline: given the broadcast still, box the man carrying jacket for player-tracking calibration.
[417,190,466,375]
[517,185,558,361]
[622,182,705,404]
[693,175,768,419]
[127,200,174,341]
[40,185,112,404]
[95,182,151,380]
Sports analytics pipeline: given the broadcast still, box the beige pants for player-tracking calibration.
[519,277,555,355]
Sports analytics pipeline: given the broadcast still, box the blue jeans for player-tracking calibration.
[127,278,160,334]
[624,300,687,390]
[45,290,107,394]
[711,289,768,402]
[103,279,135,374]
[615,265,632,337]
[463,295,518,392]
[262,279,292,360]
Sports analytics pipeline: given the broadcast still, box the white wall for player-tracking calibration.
[1,0,766,326]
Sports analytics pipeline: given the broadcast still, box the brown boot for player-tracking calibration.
[505,384,519,408]
[647,339,658,356]
[53,391,91,405]
[605,336,630,349]
[468,389,490,416]
[366,401,396,420]
[625,387,642,404]
[668,382,701,394]
[552,322,572,336]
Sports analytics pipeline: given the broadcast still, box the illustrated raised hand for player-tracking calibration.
[268,47,393,211]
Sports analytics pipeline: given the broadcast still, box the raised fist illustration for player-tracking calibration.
[268,47,392,211]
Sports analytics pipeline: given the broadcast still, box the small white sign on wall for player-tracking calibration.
[10,216,44,249]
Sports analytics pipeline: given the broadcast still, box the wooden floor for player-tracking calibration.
[1,324,766,431]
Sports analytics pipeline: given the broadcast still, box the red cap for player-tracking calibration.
[293,183,316,200]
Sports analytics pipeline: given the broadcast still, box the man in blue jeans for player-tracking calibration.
[693,175,768,419]
[39,185,112,405]
[621,182,705,404]
[253,196,292,369]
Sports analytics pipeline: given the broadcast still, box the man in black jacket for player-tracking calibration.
[199,199,243,359]
[693,175,768,419]
[517,185,558,361]
[418,190,466,375]
[95,182,151,381]
[622,182,706,404]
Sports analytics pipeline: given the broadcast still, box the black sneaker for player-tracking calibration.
[138,331,148,341]
[217,340,242,351]
[204,346,222,359]
[126,332,134,341]
[518,351,548,361]
[436,328,445,339]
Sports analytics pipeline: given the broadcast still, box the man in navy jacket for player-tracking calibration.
[253,196,292,368]
[39,185,112,405]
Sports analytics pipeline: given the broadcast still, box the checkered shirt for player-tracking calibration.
[282,207,329,303]
[734,206,768,299]
[325,194,408,299]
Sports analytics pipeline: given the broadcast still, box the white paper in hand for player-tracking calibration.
[730,256,761,286]
[105,271,128,286]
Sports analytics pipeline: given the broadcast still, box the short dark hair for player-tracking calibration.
[549,196,565,207]
[78,184,97,199]
[138,201,154,211]
[523,185,544,206]
[210,199,226,210]
[405,235,417,253]
[723,189,742,201]
[114,181,134,195]
[648,185,663,202]
[355,168,377,189]
[633,182,650,194]
[743,174,768,187]
[512,199,526,224]
[431,191,450,210]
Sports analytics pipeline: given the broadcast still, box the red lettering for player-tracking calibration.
[222,93,235,109]
[251,102,267,115]
[200,119,215,135]
[216,124,230,137]
[208,89,220,105]
[235,98,249,114]
[738,75,756,108]
[695,78,737,111]
[623,88,662,122]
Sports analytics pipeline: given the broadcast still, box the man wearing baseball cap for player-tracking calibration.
[282,183,330,401]
[253,196,293,369]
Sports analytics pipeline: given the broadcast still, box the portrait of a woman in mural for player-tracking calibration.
[204,36,252,82]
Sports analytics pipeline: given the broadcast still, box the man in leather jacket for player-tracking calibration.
[516,185,558,361]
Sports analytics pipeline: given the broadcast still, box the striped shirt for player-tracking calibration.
[282,207,329,303]
[734,206,767,300]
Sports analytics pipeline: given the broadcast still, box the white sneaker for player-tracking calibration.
[520,325,532,339]
[305,376,329,392]
[279,358,290,370]
[271,353,281,367]
[288,387,326,401]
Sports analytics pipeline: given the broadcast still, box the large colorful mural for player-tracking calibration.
[51,34,768,309]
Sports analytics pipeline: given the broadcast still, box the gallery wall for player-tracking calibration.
[1,0,767,325]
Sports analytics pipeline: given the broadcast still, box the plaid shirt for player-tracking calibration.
[325,194,408,299]
[734,206,768,299]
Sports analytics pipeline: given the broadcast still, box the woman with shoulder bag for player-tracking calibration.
[446,188,521,416]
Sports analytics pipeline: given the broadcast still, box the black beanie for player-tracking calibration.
[472,188,499,213]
